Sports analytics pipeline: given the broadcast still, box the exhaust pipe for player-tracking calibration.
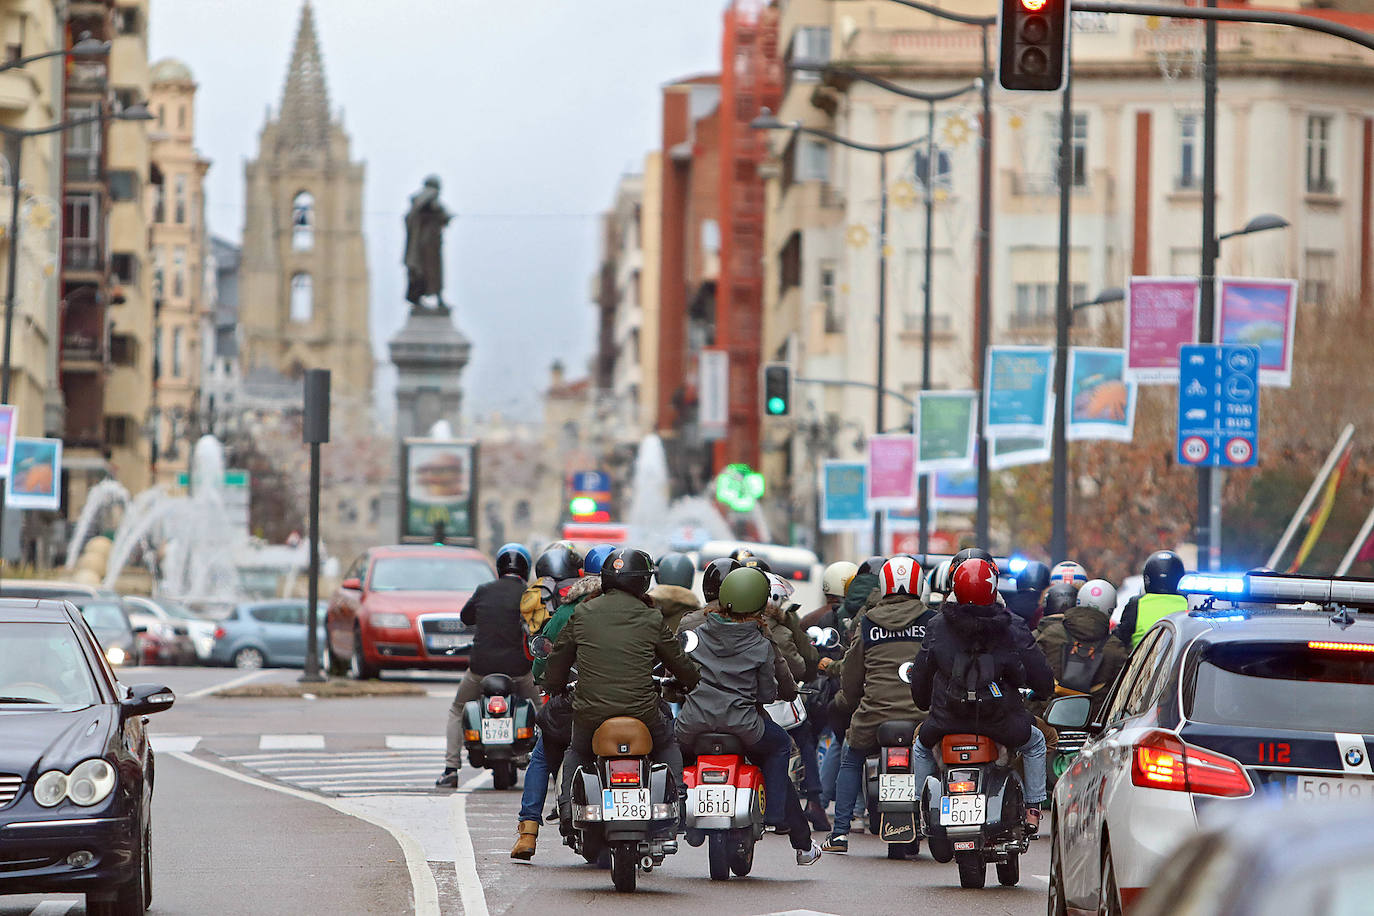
[639,855,654,871]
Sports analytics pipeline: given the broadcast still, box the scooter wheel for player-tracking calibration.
[611,845,637,892]
[707,833,730,881]
[956,851,987,889]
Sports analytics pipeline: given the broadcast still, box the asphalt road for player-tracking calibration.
[2,666,1052,915]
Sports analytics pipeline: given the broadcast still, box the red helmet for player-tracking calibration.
[881,557,920,596]
[952,557,1000,606]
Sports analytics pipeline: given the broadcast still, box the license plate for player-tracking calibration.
[695,786,735,816]
[602,788,651,820]
[1293,775,1374,803]
[879,773,917,802]
[481,718,513,744]
[427,634,470,650]
[940,794,987,826]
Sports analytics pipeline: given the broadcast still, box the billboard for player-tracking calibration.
[985,346,1053,439]
[1215,277,1297,388]
[1126,277,1198,383]
[400,439,478,543]
[7,436,60,511]
[866,434,918,510]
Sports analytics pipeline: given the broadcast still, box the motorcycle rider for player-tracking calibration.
[650,552,700,634]
[677,557,740,632]
[908,557,1054,833]
[1050,560,1088,591]
[762,572,826,830]
[797,561,856,827]
[1035,583,1080,637]
[1117,550,1188,648]
[676,567,823,865]
[520,543,585,638]
[1004,560,1051,630]
[1035,579,1125,719]
[822,557,934,854]
[438,543,540,788]
[819,561,882,812]
[800,561,858,634]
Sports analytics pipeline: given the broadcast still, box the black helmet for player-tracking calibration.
[1143,550,1185,594]
[656,553,695,590]
[857,556,887,578]
[702,557,741,603]
[950,547,998,578]
[601,548,655,595]
[1017,561,1051,594]
[535,544,582,581]
[495,545,531,580]
[740,556,772,575]
[1042,582,1078,617]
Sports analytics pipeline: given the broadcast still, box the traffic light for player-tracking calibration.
[998,0,1068,91]
[762,363,792,417]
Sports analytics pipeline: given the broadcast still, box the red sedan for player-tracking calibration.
[325,545,495,679]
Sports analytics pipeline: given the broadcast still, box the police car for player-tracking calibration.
[1047,572,1374,915]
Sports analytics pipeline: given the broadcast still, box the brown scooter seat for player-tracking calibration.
[593,717,652,756]
[940,734,1002,764]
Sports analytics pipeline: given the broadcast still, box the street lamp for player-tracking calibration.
[1217,213,1289,243]
[1071,287,1125,314]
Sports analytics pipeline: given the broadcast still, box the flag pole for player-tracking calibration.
[1336,502,1374,576]
[1266,423,1355,570]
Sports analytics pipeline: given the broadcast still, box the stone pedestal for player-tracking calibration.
[388,307,471,439]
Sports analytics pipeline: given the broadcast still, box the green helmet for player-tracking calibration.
[656,552,695,590]
[718,567,769,617]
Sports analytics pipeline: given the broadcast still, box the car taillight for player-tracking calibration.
[486,696,508,716]
[1131,730,1252,798]
[886,747,911,769]
[608,759,640,786]
[947,780,977,794]
[702,769,729,784]
[213,626,225,640]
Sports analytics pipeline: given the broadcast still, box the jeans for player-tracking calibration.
[912,726,1048,805]
[820,733,842,807]
[444,670,539,769]
[792,719,822,801]
[830,741,872,837]
[517,734,567,824]
[744,719,800,827]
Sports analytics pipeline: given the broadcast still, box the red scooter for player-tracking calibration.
[683,733,766,881]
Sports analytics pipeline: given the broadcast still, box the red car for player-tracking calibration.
[325,545,495,679]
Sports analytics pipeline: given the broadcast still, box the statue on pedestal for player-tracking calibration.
[404,175,452,314]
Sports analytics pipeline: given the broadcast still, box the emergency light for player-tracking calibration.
[1177,571,1374,608]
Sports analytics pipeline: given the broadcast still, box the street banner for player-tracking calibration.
[886,505,922,532]
[820,461,869,532]
[1068,348,1137,442]
[866,434,918,510]
[1288,440,1353,573]
[6,436,60,510]
[986,346,1054,439]
[1216,278,1297,387]
[400,439,478,542]
[0,405,16,478]
[917,390,977,472]
[1126,277,1198,383]
[988,433,1051,470]
[698,349,729,440]
[933,466,978,511]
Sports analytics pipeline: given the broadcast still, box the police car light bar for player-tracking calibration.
[1177,574,1246,596]
[1178,571,1374,608]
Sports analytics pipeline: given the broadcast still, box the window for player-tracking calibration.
[114,88,140,112]
[290,273,313,322]
[104,415,133,447]
[821,261,840,333]
[789,26,831,80]
[65,104,101,182]
[152,325,162,379]
[914,146,953,192]
[111,252,137,284]
[115,6,142,36]
[152,247,165,300]
[1302,249,1337,305]
[369,557,495,592]
[1050,112,1089,187]
[1178,114,1199,189]
[172,246,185,298]
[779,232,802,294]
[174,175,187,224]
[1012,282,1086,329]
[108,170,136,201]
[152,181,165,223]
[156,104,165,128]
[110,333,137,366]
[1188,642,1374,735]
[177,105,186,130]
[797,139,829,183]
[1306,114,1334,193]
[63,194,100,270]
[171,327,184,378]
[1122,630,1173,718]
[292,191,315,250]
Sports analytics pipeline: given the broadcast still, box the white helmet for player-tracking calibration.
[880,557,921,597]
[766,573,795,605]
[822,561,859,598]
[1079,579,1117,616]
[1051,561,1088,590]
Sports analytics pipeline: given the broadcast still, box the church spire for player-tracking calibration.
[277,0,331,152]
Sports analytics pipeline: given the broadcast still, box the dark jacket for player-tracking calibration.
[911,602,1054,749]
[649,584,700,635]
[681,607,794,700]
[675,613,778,747]
[543,588,700,731]
[458,575,531,677]
[835,594,933,752]
[764,605,815,682]
[1034,605,1129,719]
[531,575,601,684]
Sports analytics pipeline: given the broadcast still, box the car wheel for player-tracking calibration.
[1049,814,1068,916]
[233,647,266,670]
[349,626,379,680]
[324,640,347,677]
[88,824,149,915]
[1098,844,1123,916]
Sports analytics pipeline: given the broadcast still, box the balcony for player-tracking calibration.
[63,239,104,274]
[66,60,108,94]
[60,371,106,450]
[61,286,106,366]
[65,151,102,184]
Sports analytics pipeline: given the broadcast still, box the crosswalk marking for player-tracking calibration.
[260,733,326,750]
[28,901,79,916]
[152,734,203,753]
[225,748,452,796]
[387,734,446,750]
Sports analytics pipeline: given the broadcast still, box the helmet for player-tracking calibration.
[740,556,772,575]
[766,573,795,606]
[535,544,582,581]
[822,561,859,598]
[1079,579,1118,616]
[601,548,654,595]
[729,547,755,562]
[1042,583,1078,617]
[495,543,531,580]
[952,557,1001,606]
[950,547,998,579]
[1050,561,1088,590]
[702,557,742,604]
[1016,561,1051,595]
[718,567,770,617]
[858,556,887,578]
[582,544,616,576]
[1142,550,1185,594]
[931,559,953,595]
[880,557,921,596]
[656,553,695,590]
[923,560,953,607]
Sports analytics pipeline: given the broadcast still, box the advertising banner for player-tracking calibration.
[6,436,60,510]
[988,433,1051,470]
[820,461,869,532]
[1068,348,1137,442]
[886,505,922,532]
[985,346,1054,438]
[1215,278,1297,387]
[401,439,478,541]
[917,391,977,472]
[0,405,15,478]
[933,466,978,511]
[866,434,918,510]
[1126,277,1198,383]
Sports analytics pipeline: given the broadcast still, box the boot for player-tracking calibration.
[510,820,539,860]
[805,798,831,832]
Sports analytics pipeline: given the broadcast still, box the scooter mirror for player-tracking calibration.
[898,661,914,684]
[806,626,824,644]
[528,634,554,659]
[819,627,839,648]
[680,629,700,654]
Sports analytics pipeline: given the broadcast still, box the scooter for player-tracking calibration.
[461,673,537,790]
[920,733,1031,889]
[682,732,766,881]
[864,718,922,859]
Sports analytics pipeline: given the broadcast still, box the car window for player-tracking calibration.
[0,622,100,706]
[158,600,198,621]
[1102,628,1162,725]
[345,554,366,582]
[1122,629,1174,719]
[278,604,306,626]
[249,605,282,624]
[1188,641,1374,734]
[369,556,494,592]
[77,601,130,632]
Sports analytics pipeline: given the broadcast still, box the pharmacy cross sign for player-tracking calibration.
[1176,344,1260,468]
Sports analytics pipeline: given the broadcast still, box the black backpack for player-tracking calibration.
[945,647,1024,721]
[1060,637,1110,694]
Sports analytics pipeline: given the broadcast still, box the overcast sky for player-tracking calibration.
[148,0,723,421]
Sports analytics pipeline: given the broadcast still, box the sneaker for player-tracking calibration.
[796,841,823,866]
[821,833,848,853]
[805,799,832,832]
[435,769,458,789]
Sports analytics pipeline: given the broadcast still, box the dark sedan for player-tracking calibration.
[0,598,174,915]
[70,597,139,670]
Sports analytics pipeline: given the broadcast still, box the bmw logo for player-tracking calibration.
[1348,747,1365,767]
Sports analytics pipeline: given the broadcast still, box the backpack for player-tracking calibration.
[944,647,1023,722]
[520,577,555,636]
[1059,637,1109,694]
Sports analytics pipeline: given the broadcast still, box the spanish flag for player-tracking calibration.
[1288,443,1354,573]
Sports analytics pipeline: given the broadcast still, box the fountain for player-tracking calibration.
[625,434,733,556]
[65,479,130,570]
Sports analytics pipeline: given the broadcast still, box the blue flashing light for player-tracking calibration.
[1007,556,1028,575]
[1178,573,1247,596]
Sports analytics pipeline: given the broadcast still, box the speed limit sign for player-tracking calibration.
[1181,436,1210,464]
[1226,437,1254,465]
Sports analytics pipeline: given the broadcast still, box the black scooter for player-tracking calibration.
[864,719,922,859]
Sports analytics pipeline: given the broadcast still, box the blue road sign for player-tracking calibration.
[570,470,611,494]
[1177,344,1260,467]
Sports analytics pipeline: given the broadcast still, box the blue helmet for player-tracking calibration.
[583,544,617,576]
[495,543,532,580]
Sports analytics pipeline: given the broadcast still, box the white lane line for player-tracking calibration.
[29,900,79,915]
[249,761,443,776]
[451,771,491,916]
[227,750,443,764]
[289,771,440,785]
[151,735,202,753]
[259,734,326,750]
[387,735,447,750]
[183,669,269,700]
[170,752,440,916]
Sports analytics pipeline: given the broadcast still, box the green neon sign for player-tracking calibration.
[715,463,766,512]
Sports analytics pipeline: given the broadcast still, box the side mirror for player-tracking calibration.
[342,577,362,591]
[810,626,839,649]
[124,683,175,716]
[1045,694,1092,729]
[528,635,554,659]
[680,629,700,654]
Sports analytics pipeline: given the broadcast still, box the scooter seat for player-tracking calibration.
[877,720,917,747]
[593,717,652,756]
[940,734,1002,764]
[694,733,744,756]
[481,673,514,697]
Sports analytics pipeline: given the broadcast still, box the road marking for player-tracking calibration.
[182,669,269,699]
[451,771,491,916]
[427,689,454,698]
[228,750,441,764]
[152,735,202,753]
[170,752,441,916]
[260,733,326,750]
[29,901,79,915]
[388,735,447,750]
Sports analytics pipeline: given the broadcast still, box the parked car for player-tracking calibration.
[68,597,138,669]
[0,597,174,913]
[0,580,118,601]
[326,545,495,679]
[209,600,328,670]
[122,597,199,666]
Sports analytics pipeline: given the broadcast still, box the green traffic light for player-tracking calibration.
[767,396,786,415]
